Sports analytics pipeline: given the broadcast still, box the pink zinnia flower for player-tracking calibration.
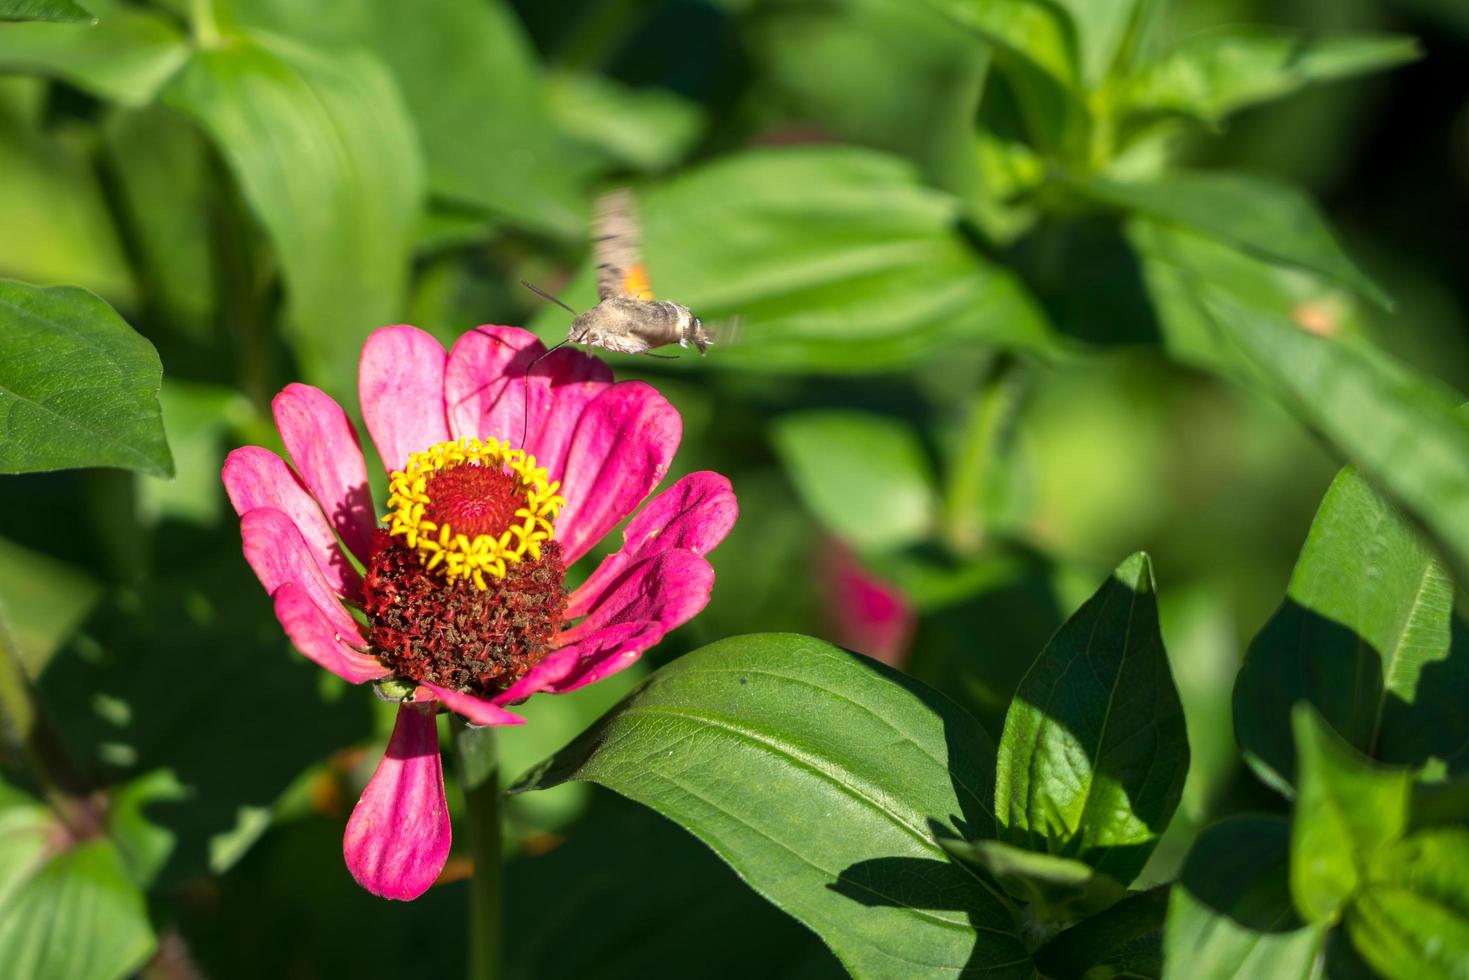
[822,541,915,670]
[223,325,736,900]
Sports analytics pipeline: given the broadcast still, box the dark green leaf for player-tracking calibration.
[1234,467,1461,791]
[1290,705,1412,923]
[0,0,185,106]
[0,790,155,980]
[939,836,1126,922]
[0,0,91,23]
[529,147,1057,373]
[1123,29,1420,124]
[512,633,1033,979]
[0,279,171,476]
[164,33,423,398]
[996,552,1189,887]
[771,410,938,551]
[1065,170,1390,309]
[1203,292,1469,589]
[1033,885,1168,980]
[0,536,100,675]
[1348,828,1469,980]
[1162,816,1325,980]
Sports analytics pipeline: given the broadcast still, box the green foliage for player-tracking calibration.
[0,0,184,105]
[0,280,171,476]
[0,0,91,23]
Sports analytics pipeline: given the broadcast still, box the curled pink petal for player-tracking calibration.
[222,446,362,600]
[419,683,526,727]
[561,549,714,644]
[523,347,613,481]
[568,471,736,618]
[343,703,450,901]
[555,382,682,565]
[443,326,541,443]
[240,507,360,640]
[535,622,652,696]
[824,542,915,670]
[271,384,375,565]
[273,583,386,683]
[360,326,449,473]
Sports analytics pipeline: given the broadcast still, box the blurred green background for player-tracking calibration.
[0,0,1466,975]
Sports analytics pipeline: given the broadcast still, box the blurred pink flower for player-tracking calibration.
[823,542,915,670]
[223,325,736,900]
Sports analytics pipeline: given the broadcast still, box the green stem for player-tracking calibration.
[942,358,1027,556]
[0,605,101,838]
[454,719,503,980]
[190,0,221,47]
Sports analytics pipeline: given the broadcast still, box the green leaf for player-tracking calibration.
[1234,467,1461,791]
[232,0,580,236]
[1123,29,1420,124]
[938,836,1126,922]
[1033,884,1168,979]
[547,72,703,176]
[770,410,938,552]
[1202,292,1469,590]
[164,33,423,398]
[1290,705,1413,923]
[1348,828,1469,980]
[0,280,172,476]
[0,0,91,23]
[1162,816,1326,980]
[0,791,155,980]
[995,552,1189,887]
[529,146,1057,373]
[0,535,101,675]
[1065,170,1390,309]
[0,0,186,106]
[1053,0,1140,84]
[512,633,1034,979]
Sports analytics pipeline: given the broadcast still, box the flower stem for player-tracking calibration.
[453,718,503,980]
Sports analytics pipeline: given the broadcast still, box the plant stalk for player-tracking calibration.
[942,357,1027,556]
[454,718,503,980]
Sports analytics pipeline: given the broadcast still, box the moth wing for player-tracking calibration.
[593,188,654,302]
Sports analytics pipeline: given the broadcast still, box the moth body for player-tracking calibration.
[570,296,711,355]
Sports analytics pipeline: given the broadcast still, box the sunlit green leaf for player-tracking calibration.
[0,0,185,106]
[513,634,1033,979]
[1065,170,1390,309]
[1123,29,1419,124]
[1163,816,1326,980]
[1053,0,1139,84]
[996,552,1189,887]
[1291,705,1413,923]
[771,410,938,551]
[0,280,171,476]
[1349,828,1469,980]
[164,33,423,398]
[0,0,91,23]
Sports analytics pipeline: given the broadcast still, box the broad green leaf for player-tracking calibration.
[770,410,938,551]
[1234,467,1459,791]
[1065,170,1390,309]
[996,552,1189,887]
[529,147,1057,372]
[1203,292,1469,589]
[0,793,155,980]
[1162,816,1326,980]
[1349,828,1469,980]
[0,0,90,22]
[0,280,172,476]
[0,0,185,106]
[233,0,580,236]
[547,72,703,175]
[1123,29,1419,124]
[1033,885,1168,979]
[939,836,1126,922]
[512,634,1033,979]
[1291,706,1412,923]
[164,33,423,398]
[1053,0,1139,84]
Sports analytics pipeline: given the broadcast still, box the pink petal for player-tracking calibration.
[489,645,586,705]
[271,384,375,565]
[559,548,713,655]
[568,472,736,618]
[222,446,363,601]
[823,541,915,670]
[418,683,526,727]
[360,326,450,473]
[443,326,542,443]
[532,622,652,696]
[554,382,682,565]
[343,703,451,901]
[523,347,613,481]
[240,507,361,640]
[273,582,387,683]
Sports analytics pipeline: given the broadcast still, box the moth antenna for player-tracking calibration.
[520,279,577,315]
[520,340,569,448]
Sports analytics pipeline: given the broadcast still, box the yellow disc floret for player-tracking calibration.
[385,437,566,590]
